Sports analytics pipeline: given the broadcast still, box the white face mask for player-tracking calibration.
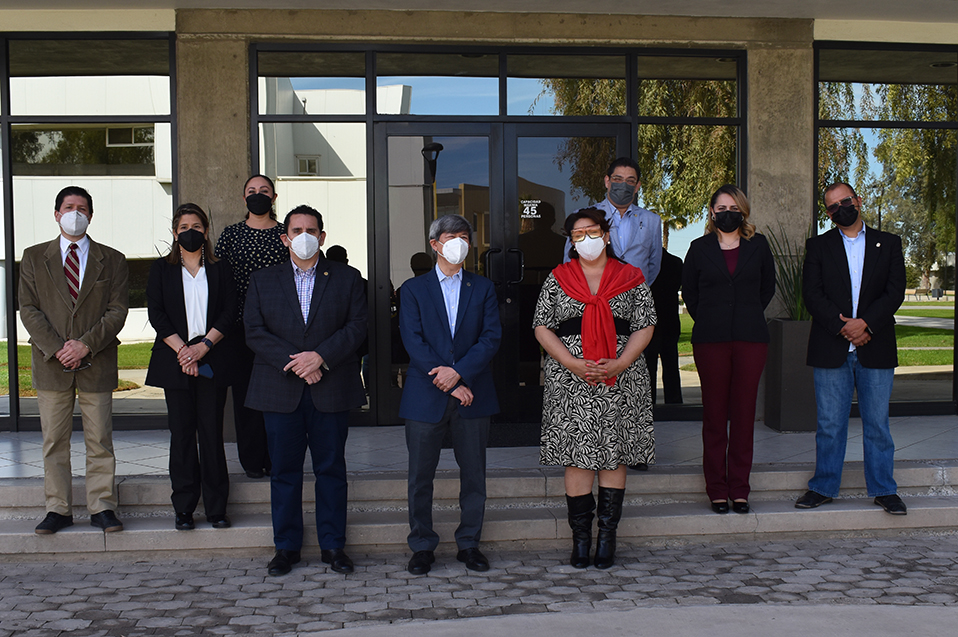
[439,237,469,265]
[289,232,319,260]
[576,235,606,261]
[58,210,90,237]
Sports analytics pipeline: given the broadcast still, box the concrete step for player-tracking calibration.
[3,495,957,556]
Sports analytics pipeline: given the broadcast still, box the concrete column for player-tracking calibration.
[747,46,815,317]
[175,35,250,237]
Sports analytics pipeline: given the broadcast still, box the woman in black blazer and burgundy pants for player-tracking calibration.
[682,185,775,514]
[146,203,237,530]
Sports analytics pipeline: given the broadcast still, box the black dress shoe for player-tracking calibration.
[456,547,490,572]
[711,500,729,514]
[207,515,231,529]
[795,490,833,509]
[35,512,73,535]
[874,494,907,516]
[245,469,266,479]
[407,550,435,575]
[321,548,355,574]
[732,501,750,514]
[175,512,195,530]
[90,510,123,532]
[267,549,301,576]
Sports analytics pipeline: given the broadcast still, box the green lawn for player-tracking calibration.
[900,300,954,307]
[0,342,150,397]
[895,325,953,348]
[895,308,955,319]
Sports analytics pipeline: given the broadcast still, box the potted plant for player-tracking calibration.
[764,224,817,432]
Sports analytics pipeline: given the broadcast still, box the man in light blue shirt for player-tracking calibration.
[564,157,662,285]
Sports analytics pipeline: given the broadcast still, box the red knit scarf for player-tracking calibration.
[552,258,645,386]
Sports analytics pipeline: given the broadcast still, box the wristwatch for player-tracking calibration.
[201,337,214,350]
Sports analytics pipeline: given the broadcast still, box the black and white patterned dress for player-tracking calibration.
[533,272,656,470]
[213,221,287,321]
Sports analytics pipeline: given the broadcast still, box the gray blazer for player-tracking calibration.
[243,256,367,414]
[19,237,129,393]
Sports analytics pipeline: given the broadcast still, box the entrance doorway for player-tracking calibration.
[371,122,631,435]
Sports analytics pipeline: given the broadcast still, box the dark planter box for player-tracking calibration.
[764,319,817,432]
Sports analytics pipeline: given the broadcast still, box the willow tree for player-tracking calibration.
[541,77,737,247]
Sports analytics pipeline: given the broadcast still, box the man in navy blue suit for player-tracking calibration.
[244,205,367,576]
[399,214,502,575]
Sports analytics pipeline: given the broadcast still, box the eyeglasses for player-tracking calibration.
[570,224,604,242]
[610,176,639,187]
[825,196,856,214]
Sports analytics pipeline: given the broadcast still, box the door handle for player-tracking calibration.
[506,248,524,285]
[483,247,502,284]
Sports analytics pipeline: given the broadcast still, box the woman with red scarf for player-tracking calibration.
[534,207,656,570]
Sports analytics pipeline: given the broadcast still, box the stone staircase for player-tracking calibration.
[2,460,957,556]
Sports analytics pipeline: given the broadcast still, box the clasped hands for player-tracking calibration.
[429,365,473,406]
[56,339,90,370]
[839,314,871,347]
[284,351,324,385]
[568,357,627,386]
[177,342,210,377]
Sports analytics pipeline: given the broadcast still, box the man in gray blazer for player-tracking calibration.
[20,186,129,535]
[244,205,367,576]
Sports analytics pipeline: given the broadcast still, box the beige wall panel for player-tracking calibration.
[176,36,251,238]
[1,10,174,31]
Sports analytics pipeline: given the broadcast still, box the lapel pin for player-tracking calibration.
[466,282,471,287]
[876,243,880,248]
[324,271,329,276]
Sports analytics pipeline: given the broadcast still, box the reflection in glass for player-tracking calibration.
[387,136,489,387]
[258,122,367,277]
[377,53,498,116]
[819,49,958,121]
[0,135,8,415]
[507,55,626,116]
[818,126,956,402]
[636,124,736,245]
[258,51,367,116]
[11,125,155,176]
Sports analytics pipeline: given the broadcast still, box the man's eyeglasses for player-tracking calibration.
[825,196,856,214]
[610,176,638,187]
[570,224,604,242]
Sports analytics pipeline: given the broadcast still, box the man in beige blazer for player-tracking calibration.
[19,186,129,534]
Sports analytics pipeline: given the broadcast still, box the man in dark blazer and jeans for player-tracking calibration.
[796,182,907,515]
[245,205,367,575]
[399,214,501,575]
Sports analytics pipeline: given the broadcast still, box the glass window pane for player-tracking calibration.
[637,56,738,119]
[258,51,366,116]
[507,55,626,116]
[818,126,955,402]
[258,122,368,278]
[11,125,157,177]
[376,53,498,116]
[819,49,958,121]
[9,39,170,117]
[0,136,8,415]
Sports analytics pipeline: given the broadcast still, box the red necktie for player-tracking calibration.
[65,243,80,304]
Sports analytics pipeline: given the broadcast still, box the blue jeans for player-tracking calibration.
[808,351,897,498]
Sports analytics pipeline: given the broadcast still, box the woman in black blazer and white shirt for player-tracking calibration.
[682,185,775,515]
[146,203,237,531]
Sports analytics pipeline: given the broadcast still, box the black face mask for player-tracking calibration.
[713,210,743,234]
[246,193,273,216]
[831,203,859,228]
[178,229,205,253]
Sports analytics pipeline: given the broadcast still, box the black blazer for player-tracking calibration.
[145,258,238,389]
[682,232,776,343]
[244,256,367,414]
[803,225,904,369]
[650,248,683,340]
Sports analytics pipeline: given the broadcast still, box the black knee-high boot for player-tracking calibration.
[566,493,595,569]
[594,486,625,569]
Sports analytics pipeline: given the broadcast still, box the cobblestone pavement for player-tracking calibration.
[3,532,958,636]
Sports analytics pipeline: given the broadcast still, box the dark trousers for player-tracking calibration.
[646,330,683,404]
[693,341,768,501]
[165,377,230,517]
[264,386,350,551]
[405,396,489,552]
[231,327,271,474]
